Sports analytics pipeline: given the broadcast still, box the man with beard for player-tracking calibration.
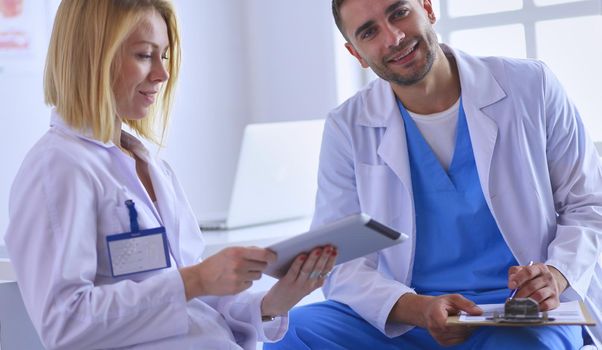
[265,0,602,349]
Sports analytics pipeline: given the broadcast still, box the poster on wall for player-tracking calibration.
[0,0,54,76]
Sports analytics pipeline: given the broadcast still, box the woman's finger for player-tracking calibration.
[320,247,337,279]
[281,254,307,282]
[298,247,323,282]
[311,246,332,277]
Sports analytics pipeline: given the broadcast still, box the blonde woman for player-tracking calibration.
[4,1,336,349]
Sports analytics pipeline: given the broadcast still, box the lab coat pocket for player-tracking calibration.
[98,189,131,236]
[356,163,404,224]
[95,190,131,277]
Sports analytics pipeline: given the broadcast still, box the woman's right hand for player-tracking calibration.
[260,245,337,318]
[179,247,276,300]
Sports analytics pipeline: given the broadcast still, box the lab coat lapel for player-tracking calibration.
[362,80,413,197]
[147,158,183,266]
[451,46,506,205]
[379,117,413,198]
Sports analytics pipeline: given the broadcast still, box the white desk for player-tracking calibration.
[0,245,15,281]
[201,217,312,258]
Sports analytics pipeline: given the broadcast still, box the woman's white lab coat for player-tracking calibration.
[4,112,287,349]
[314,45,602,347]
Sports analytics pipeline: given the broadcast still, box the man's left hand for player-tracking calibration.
[507,263,568,311]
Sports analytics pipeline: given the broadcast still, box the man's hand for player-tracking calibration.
[390,293,482,346]
[508,263,568,311]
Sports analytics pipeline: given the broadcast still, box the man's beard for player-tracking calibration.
[371,30,438,86]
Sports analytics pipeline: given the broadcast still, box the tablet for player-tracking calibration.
[263,213,408,278]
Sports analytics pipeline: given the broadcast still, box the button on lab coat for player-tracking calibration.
[313,45,602,347]
[5,112,287,349]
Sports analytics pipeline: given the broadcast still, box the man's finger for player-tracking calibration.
[510,264,544,288]
[515,276,547,298]
[449,294,482,315]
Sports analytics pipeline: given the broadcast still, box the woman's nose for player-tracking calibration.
[151,59,170,83]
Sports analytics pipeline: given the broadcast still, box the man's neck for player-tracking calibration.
[391,48,461,115]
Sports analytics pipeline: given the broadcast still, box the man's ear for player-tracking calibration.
[345,42,370,69]
[423,0,437,24]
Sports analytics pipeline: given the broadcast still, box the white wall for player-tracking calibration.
[0,0,51,245]
[162,0,252,220]
[164,0,339,221]
[242,0,338,123]
[0,2,339,241]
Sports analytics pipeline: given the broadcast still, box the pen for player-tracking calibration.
[508,260,534,300]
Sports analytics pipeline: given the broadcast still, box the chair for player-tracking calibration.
[0,281,44,349]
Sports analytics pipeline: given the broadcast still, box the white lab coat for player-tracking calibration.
[314,45,602,347]
[4,112,287,349]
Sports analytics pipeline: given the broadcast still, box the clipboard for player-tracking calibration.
[263,213,408,278]
[447,300,596,327]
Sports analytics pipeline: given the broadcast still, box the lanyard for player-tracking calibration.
[124,199,140,233]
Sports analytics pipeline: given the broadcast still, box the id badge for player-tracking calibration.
[106,200,171,277]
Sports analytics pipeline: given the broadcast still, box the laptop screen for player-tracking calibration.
[225,119,325,228]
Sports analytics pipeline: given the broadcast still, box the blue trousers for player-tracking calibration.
[264,300,584,350]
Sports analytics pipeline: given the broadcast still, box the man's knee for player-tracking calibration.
[474,326,583,349]
[264,302,340,350]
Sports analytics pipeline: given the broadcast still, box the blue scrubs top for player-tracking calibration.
[399,99,518,304]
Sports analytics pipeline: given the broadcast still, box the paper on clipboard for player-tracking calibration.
[447,300,596,327]
[263,213,408,278]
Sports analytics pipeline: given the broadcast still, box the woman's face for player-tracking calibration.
[113,10,170,121]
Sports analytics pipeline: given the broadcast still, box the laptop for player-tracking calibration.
[199,119,325,230]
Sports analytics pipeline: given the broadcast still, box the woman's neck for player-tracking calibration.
[113,118,123,148]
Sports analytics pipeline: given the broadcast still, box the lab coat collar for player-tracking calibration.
[49,109,152,163]
[50,109,111,148]
[355,44,507,128]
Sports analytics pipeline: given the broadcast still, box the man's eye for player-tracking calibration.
[361,28,376,40]
[391,8,408,20]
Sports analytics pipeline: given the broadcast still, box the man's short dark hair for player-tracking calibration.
[332,0,348,41]
[333,0,426,42]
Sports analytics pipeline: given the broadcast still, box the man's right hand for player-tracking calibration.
[390,293,482,346]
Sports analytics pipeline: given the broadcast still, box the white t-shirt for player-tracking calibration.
[407,98,460,171]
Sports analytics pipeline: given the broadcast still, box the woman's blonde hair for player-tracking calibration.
[44,0,181,144]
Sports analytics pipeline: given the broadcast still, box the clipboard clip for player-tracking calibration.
[487,297,555,323]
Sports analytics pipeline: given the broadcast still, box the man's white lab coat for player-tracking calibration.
[314,45,602,347]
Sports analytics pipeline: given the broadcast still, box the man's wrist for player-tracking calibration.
[548,265,569,293]
[389,293,431,327]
